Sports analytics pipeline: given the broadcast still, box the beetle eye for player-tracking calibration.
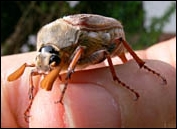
[39,45,59,55]
[49,55,61,65]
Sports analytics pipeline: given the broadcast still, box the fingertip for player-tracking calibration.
[30,82,121,128]
[63,83,121,128]
[29,85,66,128]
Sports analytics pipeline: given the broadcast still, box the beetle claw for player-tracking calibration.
[24,114,31,123]
[54,100,63,105]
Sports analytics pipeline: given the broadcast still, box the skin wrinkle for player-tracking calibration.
[1,81,18,127]
[2,57,176,128]
[58,78,121,127]
[63,82,121,127]
[59,59,169,127]
[1,37,176,127]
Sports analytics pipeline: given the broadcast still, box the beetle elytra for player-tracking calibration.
[7,14,167,122]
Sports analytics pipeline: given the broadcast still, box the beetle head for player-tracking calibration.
[36,45,61,72]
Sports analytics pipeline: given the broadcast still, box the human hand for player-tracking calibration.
[1,37,176,128]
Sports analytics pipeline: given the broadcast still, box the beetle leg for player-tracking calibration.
[24,70,44,122]
[118,53,128,63]
[115,38,167,84]
[105,51,140,100]
[57,46,85,104]
[67,46,85,79]
[58,75,62,81]
[24,99,33,123]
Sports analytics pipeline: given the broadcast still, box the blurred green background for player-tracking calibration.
[1,1,176,55]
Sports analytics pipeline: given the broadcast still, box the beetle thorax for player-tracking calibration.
[36,19,81,51]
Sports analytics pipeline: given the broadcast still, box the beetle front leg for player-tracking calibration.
[115,38,167,84]
[67,46,85,79]
[24,70,44,122]
[57,46,85,104]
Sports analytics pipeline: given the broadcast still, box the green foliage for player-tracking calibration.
[131,3,176,49]
[74,1,144,33]
[1,1,175,55]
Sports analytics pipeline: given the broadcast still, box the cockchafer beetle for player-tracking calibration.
[7,14,166,122]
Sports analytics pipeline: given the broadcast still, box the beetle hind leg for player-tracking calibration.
[118,52,128,63]
[115,37,167,85]
[143,65,167,84]
[106,52,140,100]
